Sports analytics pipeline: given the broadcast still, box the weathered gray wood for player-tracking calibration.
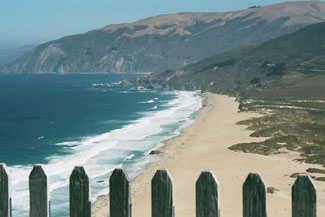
[292,175,317,217]
[152,170,174,217]
[29,165,49,217]
[70,166,91,217]
[196,171,219,217]
[0,164,10,217]
[243,173,267,217]
[109,168,131,217]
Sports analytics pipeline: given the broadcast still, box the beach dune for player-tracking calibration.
[93,93,325,217]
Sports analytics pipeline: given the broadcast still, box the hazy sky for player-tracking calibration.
[0,0,319,48]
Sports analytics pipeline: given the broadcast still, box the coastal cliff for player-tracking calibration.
[2,1,325,74]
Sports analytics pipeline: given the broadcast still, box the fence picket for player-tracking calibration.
[0,166,320,217]
[0,163,10,217]
[29,165,49,217]
[152,170,174,217]
[243,173,266,217]
[292,175,317,217]
[196,171,219,217]
[110,168,131,217]
[69,166,91,217]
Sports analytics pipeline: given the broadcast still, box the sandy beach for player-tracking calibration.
[92,93,325,217]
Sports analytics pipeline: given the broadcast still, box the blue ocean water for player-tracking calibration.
[0,74,202,217]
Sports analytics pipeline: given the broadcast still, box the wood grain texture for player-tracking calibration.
[110,168,131,217]
[292,175,317,217]
[29,165,49,217]
[196,171,219,217]
[152,170,174,217]
[0,164,10,217]
[243,173,267,217]
[70,166,91,217]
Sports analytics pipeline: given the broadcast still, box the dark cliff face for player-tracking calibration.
[3,1,325,74]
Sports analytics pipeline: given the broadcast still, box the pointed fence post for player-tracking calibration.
[109,168,131,217]
[292,175,317,217]
[0,163,10,217]
[196,171,219,217]
[29,165,50,217]
[152,170,174,217]
[70,166,91,217]
[243,173,267,217]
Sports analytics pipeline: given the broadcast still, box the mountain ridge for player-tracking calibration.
[2,1,325,74]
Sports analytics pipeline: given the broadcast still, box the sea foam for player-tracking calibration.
[9,91,202,217]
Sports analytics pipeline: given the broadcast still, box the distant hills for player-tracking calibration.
[126,22,325,99]
[0,45,37,67]
[2,1,325,74]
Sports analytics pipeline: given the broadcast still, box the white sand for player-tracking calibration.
[93,93,325,217]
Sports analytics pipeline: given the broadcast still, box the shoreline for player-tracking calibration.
[92,93,325,217]
[150,91,206,153]
[91,91,205,215]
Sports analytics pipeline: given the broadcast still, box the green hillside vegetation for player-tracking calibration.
[127,22,325,167]
[231,99,325,167]
[130,22,325,99]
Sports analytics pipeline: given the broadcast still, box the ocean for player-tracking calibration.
[0,74,202,217]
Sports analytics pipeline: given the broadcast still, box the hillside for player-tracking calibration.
[2,1,325,74]
[125,21,325,166]
[128,21,325,99]
[0,45,37,67]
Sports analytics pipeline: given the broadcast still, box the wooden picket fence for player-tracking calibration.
[0,163,317,217]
